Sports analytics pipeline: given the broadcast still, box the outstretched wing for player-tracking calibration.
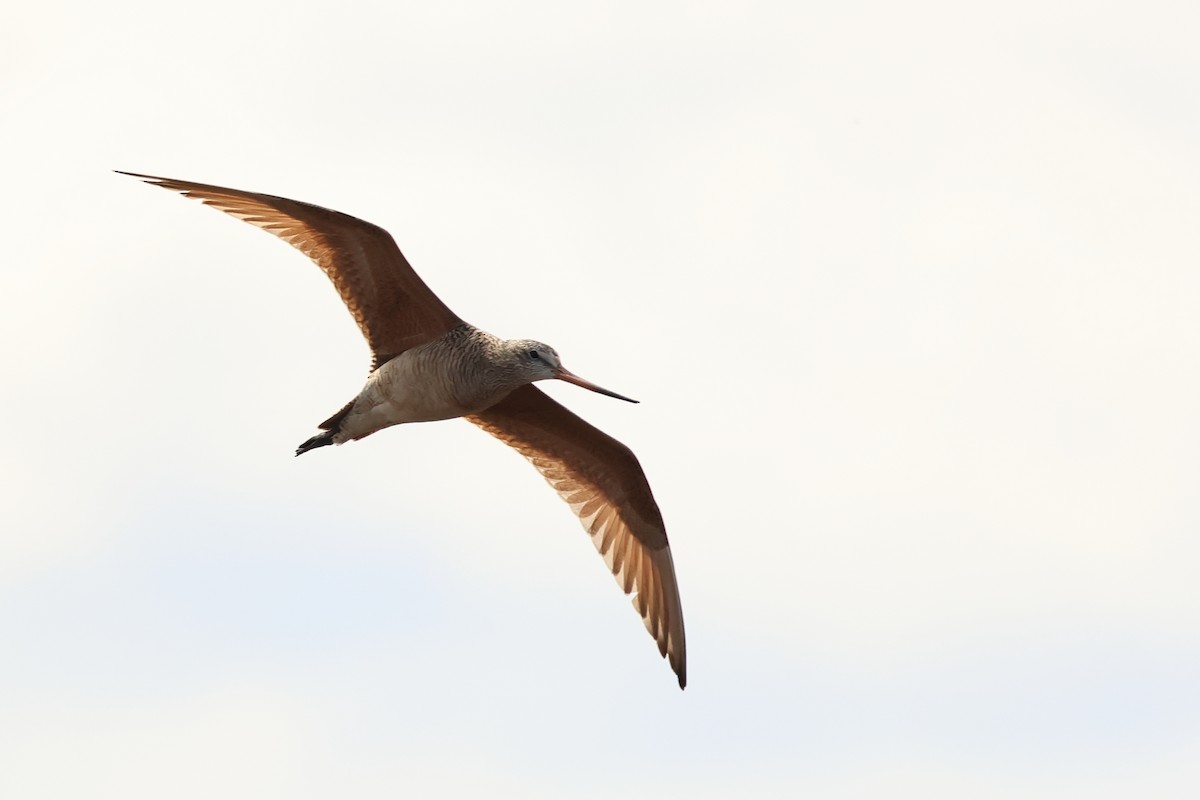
[467,384,687,688]
[121,171,463,368]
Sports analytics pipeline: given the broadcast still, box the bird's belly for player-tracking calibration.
[335,355,469,442]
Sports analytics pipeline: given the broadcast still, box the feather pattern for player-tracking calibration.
[118,171,463,369]
[467,385,687,688]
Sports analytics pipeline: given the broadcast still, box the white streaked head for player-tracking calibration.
[505,339,638,403]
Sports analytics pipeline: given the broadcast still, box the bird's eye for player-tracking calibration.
[528,349,541,360]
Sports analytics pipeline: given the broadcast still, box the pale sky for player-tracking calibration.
[4,1,1200,797]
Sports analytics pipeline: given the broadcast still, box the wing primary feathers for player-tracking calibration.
[118,170,463,367]
[466,384,687,689]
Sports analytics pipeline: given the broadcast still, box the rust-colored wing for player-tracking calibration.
[467,384,687,688]
[120,171,463,368]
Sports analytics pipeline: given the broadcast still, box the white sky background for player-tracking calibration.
[3,0,1200,796]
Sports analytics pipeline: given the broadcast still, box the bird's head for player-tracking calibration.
[507,339,638,403]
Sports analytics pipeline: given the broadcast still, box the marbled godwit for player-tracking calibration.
[120,172,687,688]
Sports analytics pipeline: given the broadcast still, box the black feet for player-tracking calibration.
[295,431,334,457]
[298,399,354,456]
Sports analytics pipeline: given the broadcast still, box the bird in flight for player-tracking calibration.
[120,172,686,688]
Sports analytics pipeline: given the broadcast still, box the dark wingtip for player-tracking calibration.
[116,170,172,188]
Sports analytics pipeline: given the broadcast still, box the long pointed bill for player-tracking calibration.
[555,367,639,403]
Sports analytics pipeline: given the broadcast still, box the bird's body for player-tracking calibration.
[121,171,687,688]
[303,324,594,451]
[310,324,508,448]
